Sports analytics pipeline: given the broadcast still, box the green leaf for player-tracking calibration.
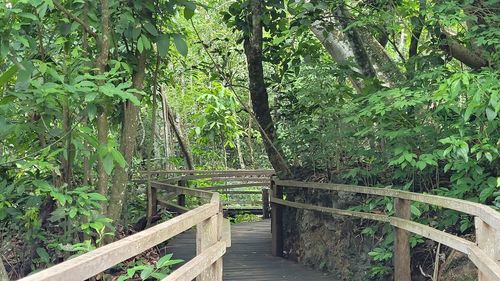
[150,272,167,280]
[173,34,188,56]
[16,60,34,90]
[140,267,154,280]
[143,22,158,36]
[0,95,18,106]
[157,34,170,58]
[184,6,195,20]
[88,192,107,201]
[0,65,18,87]
[410,205,421,217]
[103,153,115,175]
[111,149,127,168]
[69,208,78,218]
[141,34,151,50]
[137,37,144,53]
[51,191,67,206]
[479,187,495,202]
[485,107,497,121]
[156,253,173,268]
[36,247,50,263]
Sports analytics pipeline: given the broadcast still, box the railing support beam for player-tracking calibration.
[262,188,270,219]
[475,217,500,281]
[393,198,411,281]
[177,179,187,207]
[271,177,283,257]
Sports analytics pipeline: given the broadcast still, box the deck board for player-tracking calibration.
[166,219,333,281]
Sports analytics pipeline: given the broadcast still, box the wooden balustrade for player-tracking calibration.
[19,183,228,281]
[271,177,500,281]
[27,169,498,281]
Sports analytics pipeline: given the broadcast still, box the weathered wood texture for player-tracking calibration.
[271,180,283,257]
[393,198,411,281]
[274,179,500,229]
[262,188,270,219]
[166,220,333,281]
[141,169,274,176]
[18,203,219,281]
[272,179,500,280]
[475,217,500,281]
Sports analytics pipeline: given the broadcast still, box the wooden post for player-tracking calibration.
[196,198,223,281]
[475,217,500,281]
[262,188,270,219]
[393,198,411,281]
[270,177,283,257]
[177,179,186,207]
[146,175,157,227]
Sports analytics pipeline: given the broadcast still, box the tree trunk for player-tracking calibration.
[107,51,146,224]
[310,7,404,88]
[440,30,488,69]
[160,86,172,168]
[243,0,290,178]
[96,0,110,202]
[161,93,194,170]
[236,135,245,169]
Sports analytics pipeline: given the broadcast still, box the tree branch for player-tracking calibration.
[53,0,98,39]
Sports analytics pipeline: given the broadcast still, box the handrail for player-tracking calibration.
[273,179,500,230]
[20,181,229,281]
[146,171,273,219]
[140,169,274,175]
[271,178,500,281]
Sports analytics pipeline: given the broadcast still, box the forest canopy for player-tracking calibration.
[0,0,498,280]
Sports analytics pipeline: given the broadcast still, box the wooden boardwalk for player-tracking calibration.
[166,219,333,281]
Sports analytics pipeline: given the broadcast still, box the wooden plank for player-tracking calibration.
[157,199,190,214]
[223,218,231,248]
[475,217,500,281]
[270,197,389,222]
[177,179,187,207]
[140,169,274,175]
[220,190,262,195]
[19,203,219,281]
[182,173,272,181]
[274,179,500,230]
[151,182,214,199]
[271,180,283,257]
[208,177,269,182]
[468,246,500,281]
[390,217,475,254]
[202,182,268,190]
[393,198,411,281]
[163,241,226,281]
[196,214,219,281]
[166,220,333,281]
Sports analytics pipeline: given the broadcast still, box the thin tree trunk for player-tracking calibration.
[146,54,160,227]
[107,51,146,224]
[246,94,255,168]
[96,0,110,203]
[161,95,194,170]
[236,135,245,169]
[244,0,290,178]
[61,101,73,186]
[160,86,171,168]
[81,0,91,187]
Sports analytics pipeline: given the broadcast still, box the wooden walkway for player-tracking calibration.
[166,219,333,281]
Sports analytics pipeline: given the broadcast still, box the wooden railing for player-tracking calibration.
[270,177,500,281]
[19,182,229,281]
[143,170,274,220]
